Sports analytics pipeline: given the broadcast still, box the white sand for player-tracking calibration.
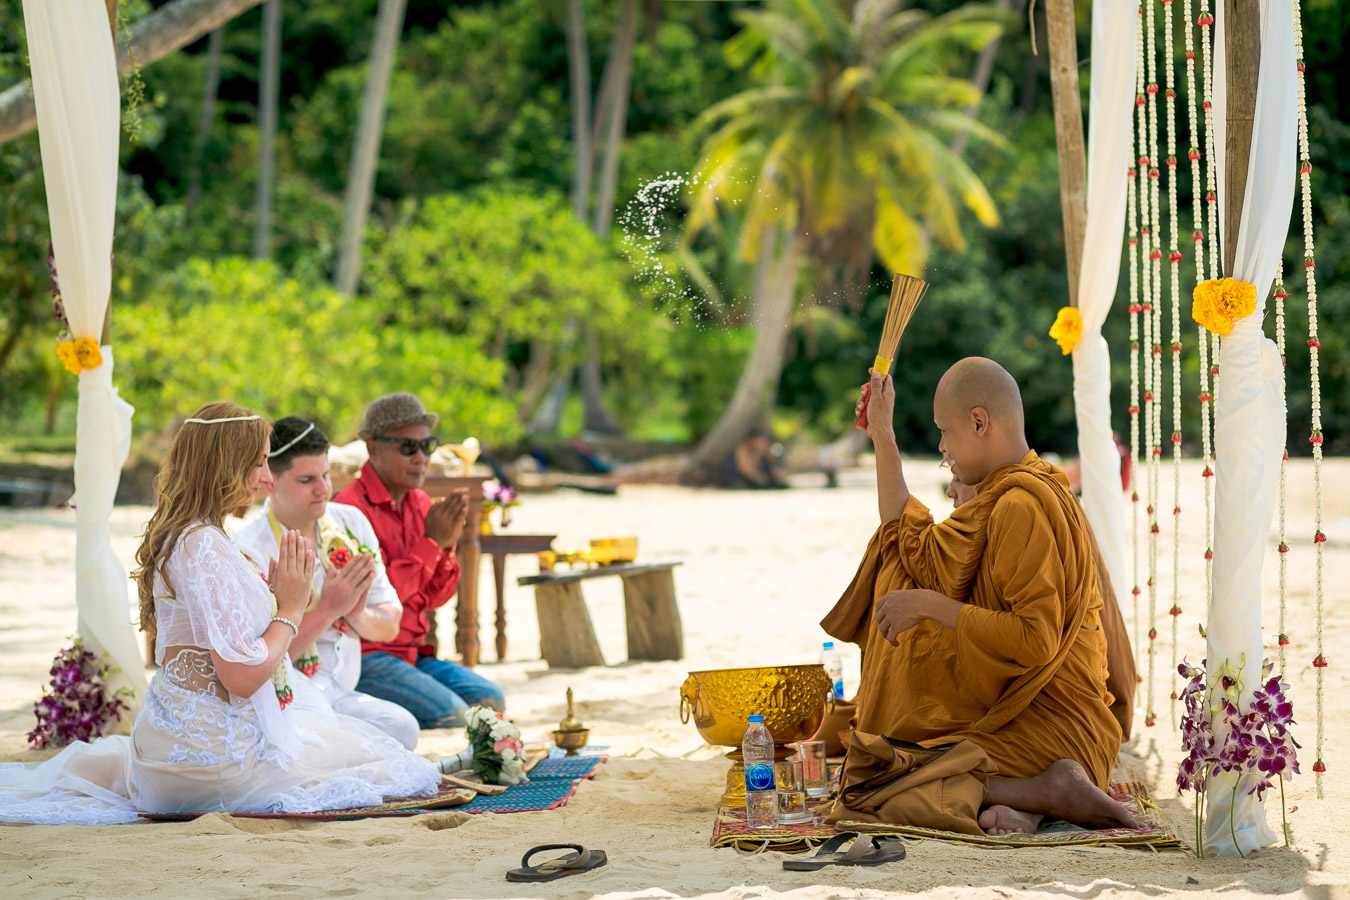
[1,459,1347,899]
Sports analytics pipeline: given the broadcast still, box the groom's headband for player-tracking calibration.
[267,422,317,458]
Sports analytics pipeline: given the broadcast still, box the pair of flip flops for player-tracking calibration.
[782,833,906,871]
[505,844,609,883]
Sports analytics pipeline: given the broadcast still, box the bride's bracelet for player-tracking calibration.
[270,616,300,639]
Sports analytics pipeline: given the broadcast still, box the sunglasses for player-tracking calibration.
[373,437,441,457]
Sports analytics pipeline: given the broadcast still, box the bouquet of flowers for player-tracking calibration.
[481,481,521,528]
[438,706,529,785]
[1176,654,1299,856]
[28,639,131,749]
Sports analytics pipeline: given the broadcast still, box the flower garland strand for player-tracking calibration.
[1130,3,1149,681]
[1145,0,1164,729]
[1128,159,1143,672]
[1163,0,1185,722]
[1187,0,1217,632]
[1274,276,1289,673]
[1197,0,1219,634]
[1291,0,1327,798]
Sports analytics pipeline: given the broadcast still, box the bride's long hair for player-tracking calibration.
[132,401,269,643]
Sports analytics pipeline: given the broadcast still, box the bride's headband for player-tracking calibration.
[267,422,316,458]
[183,415,261,424]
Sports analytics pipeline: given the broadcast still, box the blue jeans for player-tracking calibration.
[357,653,506,729]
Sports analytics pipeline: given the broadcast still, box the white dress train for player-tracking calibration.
[0,523,438,825]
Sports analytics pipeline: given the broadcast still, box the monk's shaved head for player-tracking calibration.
[932,357,1030,486]
[935,357,1025,434]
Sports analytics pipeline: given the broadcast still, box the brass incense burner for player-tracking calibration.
[551,687,590,756]
[679,664,833,807]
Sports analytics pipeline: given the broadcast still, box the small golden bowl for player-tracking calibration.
[589,536,638,565]
[537,551,558,572]
[552,728,590,756]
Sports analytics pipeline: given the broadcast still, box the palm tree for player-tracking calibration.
[683,0,1011,473]
[252,1,280,260]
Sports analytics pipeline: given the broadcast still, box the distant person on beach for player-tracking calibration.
[0,402,438,824]
[334,393,505,729]
[721,428,788,489]
[822,358,1139,837]
[234,417,420,750]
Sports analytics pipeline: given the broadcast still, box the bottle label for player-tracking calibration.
[833,681,844,700]
[745,763,776,792]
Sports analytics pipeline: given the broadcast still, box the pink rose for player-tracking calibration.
[494,737,522,755]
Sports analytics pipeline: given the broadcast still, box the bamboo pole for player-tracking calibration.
[1045,0,1088,306]
[1223,0,1261,275]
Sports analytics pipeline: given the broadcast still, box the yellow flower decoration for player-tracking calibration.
[56,337,103,375]
[1048,306,1084,355]
[1191,277,1257,336]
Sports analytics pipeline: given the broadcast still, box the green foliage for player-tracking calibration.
[115,257,516,443]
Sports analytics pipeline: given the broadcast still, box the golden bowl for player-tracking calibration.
[679,664,833,807]
[552,728,590,756]
[589,536,638,565]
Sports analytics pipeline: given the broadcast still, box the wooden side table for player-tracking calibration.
[478,533,557,661]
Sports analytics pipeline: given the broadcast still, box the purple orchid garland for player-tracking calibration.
[28,639,130,750]
[1177,656,1299,857]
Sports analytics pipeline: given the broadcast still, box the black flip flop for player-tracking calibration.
[782,833,906,871]
[505,844,609,882]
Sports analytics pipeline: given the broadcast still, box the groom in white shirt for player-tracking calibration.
[235,416,420,750]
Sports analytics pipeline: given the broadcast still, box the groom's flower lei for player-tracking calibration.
[318,523,379,636]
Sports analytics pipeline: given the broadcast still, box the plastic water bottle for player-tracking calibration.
[742,714,777,829]
[820,641,844,699]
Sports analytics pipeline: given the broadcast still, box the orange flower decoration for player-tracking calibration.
[1191,277,1256,336]
[56,337,103,375]
[1048,306,1083,355]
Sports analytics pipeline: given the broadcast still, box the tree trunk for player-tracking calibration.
[576,0,639,436]
[950,0,1023,159]
[528,373,571,435]
[591,0,637,238]
[1,0,267,146]
[252,0,280,260]
[333,0,407,296]
[185,26,225,213]
[685,227,802,474]
[1222,0,1260,277]
[565,0,593,221]
[1045,0,1087,305]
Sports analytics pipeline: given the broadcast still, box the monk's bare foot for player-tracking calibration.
[1040,759,1142,830]
[979,805,1042,836]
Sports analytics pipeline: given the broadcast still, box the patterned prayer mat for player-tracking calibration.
[712,782,1184,852]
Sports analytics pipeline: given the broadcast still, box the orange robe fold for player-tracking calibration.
[821,451,1122,791]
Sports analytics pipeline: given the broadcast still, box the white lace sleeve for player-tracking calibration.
[157,523,274,666]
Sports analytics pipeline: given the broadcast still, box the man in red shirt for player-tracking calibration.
[335,393,505,728]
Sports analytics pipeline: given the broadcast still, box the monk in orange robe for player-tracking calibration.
[823,357,1139,835]
[945,477,1137,741]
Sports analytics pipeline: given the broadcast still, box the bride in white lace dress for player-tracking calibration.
[0,402,439,825]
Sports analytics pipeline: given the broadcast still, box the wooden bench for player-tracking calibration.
[518,562,684,668]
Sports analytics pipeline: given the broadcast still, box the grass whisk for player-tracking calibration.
[855,273,929,430]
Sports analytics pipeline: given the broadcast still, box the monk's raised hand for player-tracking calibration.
[874,589,928,645]
[863,370,895,441]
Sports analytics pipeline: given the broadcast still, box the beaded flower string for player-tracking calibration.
[1274,275,1289,672]
[1197,0,1218,629]
[1144,0,1164,728]
[1291,0,1327,797]
[1129,4,1147,679]
[1162,0,1186,721]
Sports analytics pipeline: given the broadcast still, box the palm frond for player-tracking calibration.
[872,183,929,276]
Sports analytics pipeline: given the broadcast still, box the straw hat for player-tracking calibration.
[357,393,439,440]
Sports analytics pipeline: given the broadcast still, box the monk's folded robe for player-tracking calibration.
[821,452,1122,805]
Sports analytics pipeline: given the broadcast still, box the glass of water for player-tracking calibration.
[775,757,812,825]
[797,740,831,799]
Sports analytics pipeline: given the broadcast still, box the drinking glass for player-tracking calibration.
[774,757,812,825]
[797,740,831,799]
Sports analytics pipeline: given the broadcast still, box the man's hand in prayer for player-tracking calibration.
[874,588,964,645]
[425,488,470,550]
[319,552,376,621]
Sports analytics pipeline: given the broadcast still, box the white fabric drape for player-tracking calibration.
[24,0,144,706]
[1205,0,1296,856]
[1071,0,1137,599]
